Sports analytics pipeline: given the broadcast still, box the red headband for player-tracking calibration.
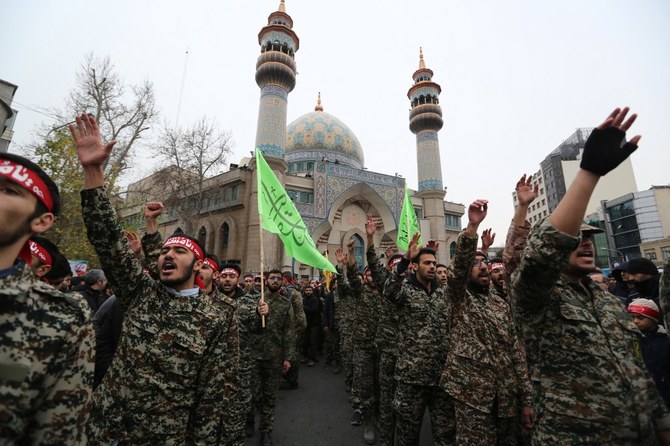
[627,304,660,322]
[488,262,505,272]
[163,236,204,261]
[388,257,402,268]
[0,160,54,212]
[29,240,52,266]
[221,267,239,277]
[203,258,219,272]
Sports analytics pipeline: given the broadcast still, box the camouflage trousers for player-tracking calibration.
[282,332,303,385]
[531,406,649,446]
[249,359,282,432]
[352,342,379,420]
[394,382,455,446]
[232,359,253,444]
[453,399,515,445]
[341,329,354,387]
[377,351,397,446]
[324,327,341,365]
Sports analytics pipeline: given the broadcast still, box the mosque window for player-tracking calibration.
[449,242,457,259]
[221,223,230,249]
[414,207,423,219]
[231,185,239,201]
[273,40,280,51]
[287,189,314,204]
[445,213,461,230]
[351,234,365,274]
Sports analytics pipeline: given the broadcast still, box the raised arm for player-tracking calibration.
[384,232,420,305]
[480,228,495,257]
[503,174,537,278]
[72,113,149,310]
[550,107,639,235]
[512,107,640,315]
[365,214,389,288]
[446,200,487,302]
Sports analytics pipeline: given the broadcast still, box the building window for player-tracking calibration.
[221,223,230,250]
[449,242,456,259]
[644,250,657,260]
[662,247,670,260]
[287,189,313,204]
[414,207,423,219]
[445,214,461,230]
[351,234,364,273]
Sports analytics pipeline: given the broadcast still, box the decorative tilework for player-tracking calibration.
[255,85,289,158]
[419,179,443,190]
[260,85,288,100]
[327,165,397,186]
[315,174,326,218]
[415,130,443,191]
[295,202,314,217]
[285,151,362,170]
[286,111,364,168]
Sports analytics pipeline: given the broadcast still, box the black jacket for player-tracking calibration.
[92,294,123,388]
[640,326,670,409]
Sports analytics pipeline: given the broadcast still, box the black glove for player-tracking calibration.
[580,127,638,176]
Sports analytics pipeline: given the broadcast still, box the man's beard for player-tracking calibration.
[0,218,31,248]
[467,278,489,295]
[267,282,281,293]
[162,259,197,288]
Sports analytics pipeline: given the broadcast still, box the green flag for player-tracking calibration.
[397,185,422,251]
[256,149,337,272]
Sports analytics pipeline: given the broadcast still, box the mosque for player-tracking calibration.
[122,1,465,276]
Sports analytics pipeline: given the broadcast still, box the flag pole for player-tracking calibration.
[258,152,266,328]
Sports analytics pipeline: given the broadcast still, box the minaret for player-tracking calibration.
[407,48,448,262]
[247,1,299,272]
[254,0,299,169]
[408,48,444,192]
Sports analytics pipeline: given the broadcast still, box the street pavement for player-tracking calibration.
[246,359,433,446]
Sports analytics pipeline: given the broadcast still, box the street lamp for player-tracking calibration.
[600,247,625,268]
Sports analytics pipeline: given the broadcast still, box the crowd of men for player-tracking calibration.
[2,107,670,446]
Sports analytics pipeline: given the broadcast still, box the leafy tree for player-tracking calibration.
[152,117,234,234]
[21,53,158,265]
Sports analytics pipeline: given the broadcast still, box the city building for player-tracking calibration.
[639,237,670,269]
[0,79,19,153]
[601,185,670,261]
[513,127,638,227]
[120,1,464,276]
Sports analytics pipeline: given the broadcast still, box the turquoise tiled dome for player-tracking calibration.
[285,111,364,169]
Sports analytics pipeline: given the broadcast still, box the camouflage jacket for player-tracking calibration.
[511,219,670,440]
[284,286,307,336]
[249,290,296,363]
[341,263,380,344]
[0,262,94,445]
[440,231,532,417]
[366,246,398,355]
[334,273,354,334]
[384,258,450,386]
[208,288,248,446]
[81,187,240,445]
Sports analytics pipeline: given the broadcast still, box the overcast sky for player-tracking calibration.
[5,0,669,243]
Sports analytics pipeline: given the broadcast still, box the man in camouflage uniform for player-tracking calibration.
[382,233,453,446]
[216,263,264,444]
[322,279,342,372]
[336,269,355,392]
[441,199,533,445]
[1,152,94,444]
[248,269,296,446]
[281,270,306,389]
[336,241,380,443]
[365,215,406,446]
[511,108,670,444]
[71,113,241,444]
